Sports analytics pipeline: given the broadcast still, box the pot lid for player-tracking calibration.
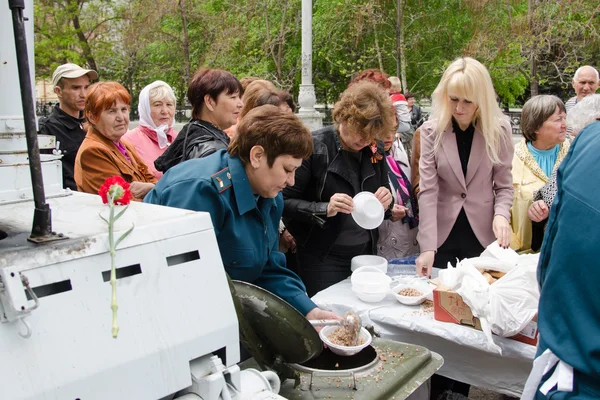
[230,280,322,369]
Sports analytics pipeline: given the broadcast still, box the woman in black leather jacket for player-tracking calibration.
[283,81,396,296]
[154,68,243,173]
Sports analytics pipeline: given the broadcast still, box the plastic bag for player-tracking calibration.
[467,242,519,273]
[487,255,539,337]
[439,242,540,354]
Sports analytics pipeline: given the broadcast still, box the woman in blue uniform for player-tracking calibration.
[144,105,338,321]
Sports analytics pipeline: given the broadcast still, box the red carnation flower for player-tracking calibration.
[98,176,132,205]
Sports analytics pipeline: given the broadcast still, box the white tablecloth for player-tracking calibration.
[312,279,535,397]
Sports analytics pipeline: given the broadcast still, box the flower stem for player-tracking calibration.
[108,193,119,339]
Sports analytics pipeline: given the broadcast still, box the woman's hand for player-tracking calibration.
[528,200,549,223]
[391,204,407,222]
[493,215,511,248]
[130,181,155,199]
[416,250,435,278]
[327,193,354,217]
[374,187,393,210]
[279,229,297,253]
[306,307,343,332]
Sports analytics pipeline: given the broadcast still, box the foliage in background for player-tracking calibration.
[34,0,600,108]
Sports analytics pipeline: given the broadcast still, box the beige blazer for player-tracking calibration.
[417,119,514,252]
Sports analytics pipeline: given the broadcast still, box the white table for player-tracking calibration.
[313,279,535,397]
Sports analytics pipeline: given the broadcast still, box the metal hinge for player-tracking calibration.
[0,267,39,324]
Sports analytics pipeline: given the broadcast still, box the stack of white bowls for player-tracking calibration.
[350,255,388,273]
[350,264,391,303]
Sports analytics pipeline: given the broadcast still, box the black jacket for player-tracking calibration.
[411,104,423,130]
[154,119,229,173]
[38,105,86,190]
[283,126,391,257]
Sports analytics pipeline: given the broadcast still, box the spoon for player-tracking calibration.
[309,312,362,345]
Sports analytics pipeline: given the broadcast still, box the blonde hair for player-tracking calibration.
[388,76,402,92]
[431,57,507,164]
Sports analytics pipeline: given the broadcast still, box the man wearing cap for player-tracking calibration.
[39,63,98,190]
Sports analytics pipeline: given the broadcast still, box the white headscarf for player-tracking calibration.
[138,80,176,149]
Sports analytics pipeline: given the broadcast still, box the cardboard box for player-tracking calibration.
[433,286,538,346]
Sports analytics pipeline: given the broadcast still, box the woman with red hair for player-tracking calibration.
[74,81,157,201]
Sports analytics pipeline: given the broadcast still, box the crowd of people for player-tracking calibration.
[38,60,599,399]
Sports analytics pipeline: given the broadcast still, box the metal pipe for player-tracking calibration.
[8,0,52,240]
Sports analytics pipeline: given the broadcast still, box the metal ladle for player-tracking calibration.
[309,311,362,346]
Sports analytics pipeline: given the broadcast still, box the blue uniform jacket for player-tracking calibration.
[535,121,600,398]
[144,149,317,316]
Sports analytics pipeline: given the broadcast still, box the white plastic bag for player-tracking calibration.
[439,243,539,354]
[487,255,539,337]
[467,242,519,273]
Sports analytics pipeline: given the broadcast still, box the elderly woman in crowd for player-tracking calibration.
[511,95,570,252]
[527,94,600,248]
[388,76,412,134]
[74,82,157,201]
[144,105,339,323]
[154,68,242,172]
[388,76,414,160]
[123,81,178,179]
[377,127,419,259]
[282,80,395,296]
[416,57,514,277]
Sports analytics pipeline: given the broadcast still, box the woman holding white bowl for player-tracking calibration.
[283,80,395,296]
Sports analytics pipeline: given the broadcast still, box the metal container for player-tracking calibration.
[280,339,442,399]
[231,281,443,400]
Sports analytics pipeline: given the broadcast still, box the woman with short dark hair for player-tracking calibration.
[511,95,569,252]
[154,68,243,172]
[145,105,339,323]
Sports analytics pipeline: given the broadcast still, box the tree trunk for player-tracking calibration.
[275,0,290,85]
[178,0,191,87]
[528,0,538,96]
[396,0,407,91]
[530,54,539,97]
[373,23,384,72]
[69,0,97,71]
[395,0,401,77]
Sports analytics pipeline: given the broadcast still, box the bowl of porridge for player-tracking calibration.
[319,326,372,356]
[392,280,433,306]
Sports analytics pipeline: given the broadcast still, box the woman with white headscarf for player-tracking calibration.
[123,81,178,179]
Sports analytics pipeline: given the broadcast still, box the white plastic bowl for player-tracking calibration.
[351,266,392,293]
[319,326,372,356]
[392,280,434,306]
[350,255,388,273]
[351,286,389,303]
